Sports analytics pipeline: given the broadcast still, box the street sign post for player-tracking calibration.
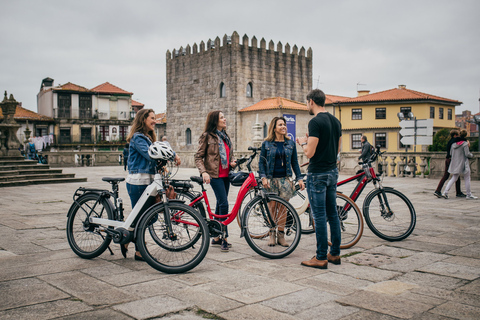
[399,118,433,151]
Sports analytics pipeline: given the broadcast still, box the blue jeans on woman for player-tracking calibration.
[306,169,341,260]
[210,177,230,237]
[126,183,148,208]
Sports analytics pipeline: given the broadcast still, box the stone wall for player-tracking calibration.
[166,31,312,153]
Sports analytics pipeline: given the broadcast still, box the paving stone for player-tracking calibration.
[0,278,69,311]
[411,285,480,308]
[260,288,337,314]
[344,252,400,267]
[417,261,480,280]
[333,263,401,282]
[219,303,298,320]
[379,252,449,272]
[296,301,358,320]
[39,271,136,306]
[0,299,93,320]
[448,243,480,259]
[59,308,135,320]
[122,278,187,299]
[224,280,303,304]
[364,245,418,258]
[339,309,402,320]
[161,310,209,320]
[455,278,480,296]
[336,290,433,319]
[430,301,480,320]
[112,295,193,319]
[396,271,469,290]
[294,271,373,296]
[0,250,16,258]
[364,280,418,295]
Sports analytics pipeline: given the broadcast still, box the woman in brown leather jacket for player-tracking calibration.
[195,111,236,252]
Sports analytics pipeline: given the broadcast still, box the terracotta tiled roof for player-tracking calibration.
[339,86,462,105]
[155,113,166,124]
[53,82,91,92]
[91,82,133,95]
[325,94,351,105]
[0,105,54,122]
[132,99,144,107]
[239,97,307,112]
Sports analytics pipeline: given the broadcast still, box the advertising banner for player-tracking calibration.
[283,114,296,141]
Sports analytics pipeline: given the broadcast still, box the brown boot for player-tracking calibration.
[327,253,341,265]
[301,256,328,269]
[268,230,276,246]
[277,231,289,247]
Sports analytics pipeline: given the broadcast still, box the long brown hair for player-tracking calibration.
[204,110,225,134]
[126,108,156,143]
[265,116,289,142]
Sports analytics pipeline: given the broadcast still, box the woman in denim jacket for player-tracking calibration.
[259,116,305,247]
[124,108,180,260]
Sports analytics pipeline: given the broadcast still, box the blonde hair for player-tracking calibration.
[126,108,157,143]
[265,117,289,142]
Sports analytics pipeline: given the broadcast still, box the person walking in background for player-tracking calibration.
[442,129,477,200]
[195,111,236,252]
[434,129,466,198]
[259,116,304,247]
[161,135,171,148]
[122,143,129,171]
[26,138,36,160]
[124,108,181,260]
[358,135,372,163]
[296,89,342,269]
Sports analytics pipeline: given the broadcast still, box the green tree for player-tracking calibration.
[428,128,450,151]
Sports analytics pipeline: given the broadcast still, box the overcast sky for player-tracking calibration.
[1,0,479,115]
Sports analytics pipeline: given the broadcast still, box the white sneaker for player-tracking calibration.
[441,193,448,199]
[466,195,478,200]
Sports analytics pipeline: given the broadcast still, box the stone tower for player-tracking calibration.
[166,31,313,152]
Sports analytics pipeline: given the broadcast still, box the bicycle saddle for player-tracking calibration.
[170,180,193,189]
[190,176,204,185]
[102,177,125,183]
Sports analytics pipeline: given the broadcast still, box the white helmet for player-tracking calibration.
[148,141,174,160]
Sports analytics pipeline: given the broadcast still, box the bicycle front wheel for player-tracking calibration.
[243,195,301,259]
[236,188,257,228]
[363,188,416,241]
[66,193,114,259]
[290,185,314,234]
[136,202,209,274]
[328,193,364,249]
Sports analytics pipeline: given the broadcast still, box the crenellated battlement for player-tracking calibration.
[166,31,312,60]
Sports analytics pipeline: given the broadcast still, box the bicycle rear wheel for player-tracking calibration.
[175,190,206,218]
[136,202,209,274]
[243,195,301,259]
[363,188,416,241]
[328,193,364,249]
[66,193,114,259]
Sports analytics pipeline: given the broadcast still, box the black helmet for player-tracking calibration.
[229,171,249,187]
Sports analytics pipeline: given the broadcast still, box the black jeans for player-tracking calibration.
[210,177,230,237]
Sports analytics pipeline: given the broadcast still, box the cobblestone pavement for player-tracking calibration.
[1,165,479,319]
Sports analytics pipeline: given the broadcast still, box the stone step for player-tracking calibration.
[0,169,64,177]
[0,156,25,161]
[0,159,38,166]
[0,164,51,171]
[0,177,88,188]
[0,173,76,182]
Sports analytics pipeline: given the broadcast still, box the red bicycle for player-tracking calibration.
[171,147,302,259]
[290,146,416,248]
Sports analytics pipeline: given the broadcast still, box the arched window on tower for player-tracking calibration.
[186,128,192,145]
[246,82,253,98]
[263,122,268,138]
[220,82,226,98]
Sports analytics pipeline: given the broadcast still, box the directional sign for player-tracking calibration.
[401,135,433,145]
[399,119,433,129]
[399,127,433,136]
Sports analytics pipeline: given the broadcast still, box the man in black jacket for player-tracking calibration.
[358,136,372,162]
[434,129,466,198]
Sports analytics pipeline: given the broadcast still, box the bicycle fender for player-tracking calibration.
[67,192,115,218]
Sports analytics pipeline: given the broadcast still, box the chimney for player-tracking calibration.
[357,90,370,97]
[398,84,406,89]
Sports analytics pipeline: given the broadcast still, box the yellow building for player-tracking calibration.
[326,85,462,153]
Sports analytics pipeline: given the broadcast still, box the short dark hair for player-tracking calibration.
[450,129,459,138]
[306,89,326,107]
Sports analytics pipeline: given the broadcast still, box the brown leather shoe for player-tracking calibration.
[327,253,341,265]
[301,256,328,269]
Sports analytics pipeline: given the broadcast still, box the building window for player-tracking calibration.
[430,106,435,119]
[448,109,452,120]
[439,108,444,119]
[186,128,192,145]
[219,82,226,98]
[100,126,109,141]
[79,95,92,119]
[36,127,47,137]
[400,107,411,119]
[57,94,71,118]
[246,82,253,98]
[351,134,362,149]
[81,128,92,143]
[263,122,268,138]
[375,108,386,119]
[119,126,128,141]
[375,133,386,148]
[59,128,71,144]
[352,109,362,120]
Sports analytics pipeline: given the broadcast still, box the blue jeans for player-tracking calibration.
[210,177,230,237]
[306,169,341,260]
[126,183,148,208]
